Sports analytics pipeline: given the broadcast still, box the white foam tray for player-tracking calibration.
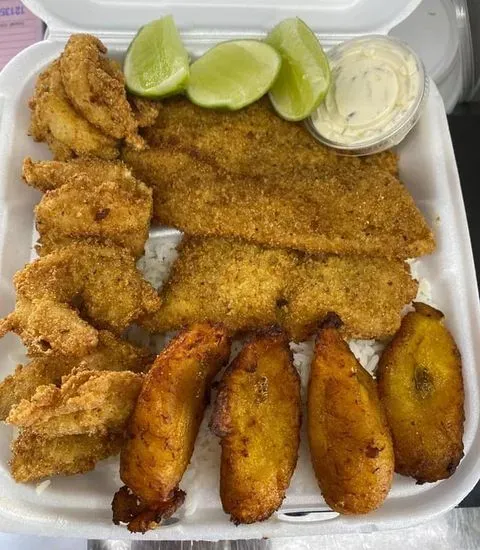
[0,32,479,542]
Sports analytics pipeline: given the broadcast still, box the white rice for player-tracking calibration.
[136,237,434,515]
[138,234,181,290]
[35,479,51,495]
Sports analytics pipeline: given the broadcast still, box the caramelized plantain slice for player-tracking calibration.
[377,302,464,483]
[112,323,231,532]
[211,330,301,524]
[308,314,394,514]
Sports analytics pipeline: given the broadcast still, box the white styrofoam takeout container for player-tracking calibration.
[0,0,479,540]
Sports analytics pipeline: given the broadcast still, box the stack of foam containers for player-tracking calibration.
[390,0,474,112]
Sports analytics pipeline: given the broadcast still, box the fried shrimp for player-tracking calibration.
[0,243,162,356]
[60,34,143,148]
[0,330,152,420]
[7,369,143,437]
[377,302,464,483]
[112,324,231,533]
[11,430,124,482]
[29,60,119,160]
[22,157,133,192]
[211,330,301,524]
[34,175,152,257]
[308,315,394,514]
[128,96,162,128]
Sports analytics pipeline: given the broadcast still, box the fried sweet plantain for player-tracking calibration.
[112,323,231,533]
[211,330,301,524]
[377,302,464,483]
[308,314,394,514]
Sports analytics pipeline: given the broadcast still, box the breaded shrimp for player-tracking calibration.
[0,243,162,356]
[34,175,152,257]
[60,35,144,149]
[29,60,119,160]
[7,369,143,437]
[0,331,152,420]
[22,157,133,192]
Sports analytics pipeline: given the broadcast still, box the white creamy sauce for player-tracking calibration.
[312,38,421,145]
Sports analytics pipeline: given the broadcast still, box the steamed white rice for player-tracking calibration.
[135,237,433,515]
[35,479,51,495]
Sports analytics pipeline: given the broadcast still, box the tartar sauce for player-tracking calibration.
[310,36,424,148]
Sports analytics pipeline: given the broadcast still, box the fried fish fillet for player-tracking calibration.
[0,331,152,420]
[149,237,418,341]
[123,98,434,259]
[113,323,231,533]
[29,60,119,160]
[11,430,124,483]
[34,175,152,257]
[141,96,399,179]
[377,303,464,483]
[308,315,394,514]
[0,243,162,356]
[60,35,144,149]
[211,331,301,524]
[22,157,133,192]
[7,369,143,437]
[281,253,418,341]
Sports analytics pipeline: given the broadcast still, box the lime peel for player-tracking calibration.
[187,39,281,110]
[124,15,190,98]
[266,17,331,121]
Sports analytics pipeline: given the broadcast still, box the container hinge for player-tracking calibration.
[46,26,134,47]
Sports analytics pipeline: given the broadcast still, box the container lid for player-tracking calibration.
[389,0,459,85]
[22,0,422,40]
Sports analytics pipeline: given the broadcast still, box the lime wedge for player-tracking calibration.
[124,15,189,98]
[187,40,281,110]
[266,18,331,121]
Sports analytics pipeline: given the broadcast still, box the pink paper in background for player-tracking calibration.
[0,1,44,70]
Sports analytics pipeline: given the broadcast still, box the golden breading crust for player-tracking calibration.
[60,35,143,148]
[210,330,301,524]
[113,323,231,533]
[7,369,144,437]
[0,243,162,356]
[128,96,162,128]
[141,96,399,179]
[123,97,434,259]
[22,157,133,192]
[148,237,418,341]
[11,430,124,483]
[34,176,152,258]
[0,330,152,420]
[308,315,394,514]
[29,60,119,160]
[377,302,465,483]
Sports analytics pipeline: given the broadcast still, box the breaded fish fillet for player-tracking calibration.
[282,254,418,341]
[141,96,399,179]
[149,237,418,341]
[123,147,434,259]
[34,175,152,257]
[11,430,123,482]
[29,60,119,160]
[0,243,162,356]
[0,331,152,420]
[22,157,133,192]
[7,369,143,437]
